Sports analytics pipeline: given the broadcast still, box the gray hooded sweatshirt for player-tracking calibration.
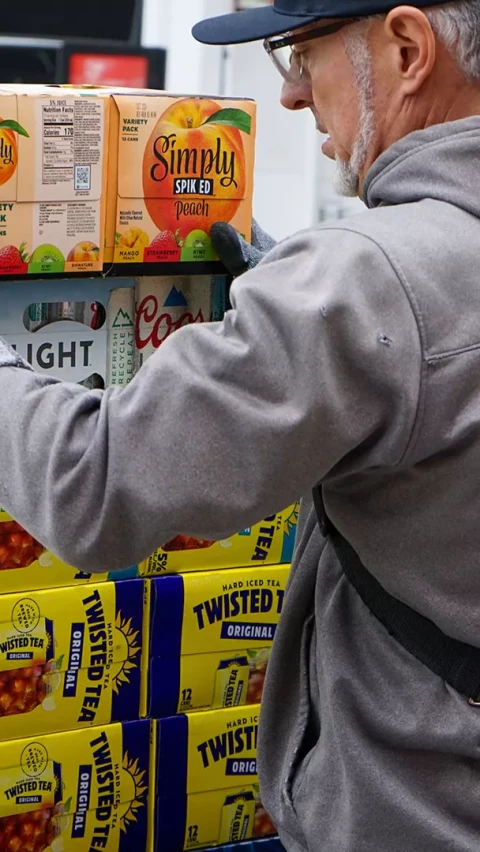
[1,118,480,851]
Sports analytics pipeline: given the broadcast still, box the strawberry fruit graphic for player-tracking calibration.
[146,229,184,263]
[0,243,29,275]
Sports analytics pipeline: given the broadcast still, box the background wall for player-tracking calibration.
[141,0,363,240]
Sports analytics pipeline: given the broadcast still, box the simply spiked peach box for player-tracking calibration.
[108,93,256,268]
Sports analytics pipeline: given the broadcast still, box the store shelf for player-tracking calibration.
[0,260,229,282]
[109,260,228,277]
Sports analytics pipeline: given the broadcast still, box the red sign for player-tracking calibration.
[69,54,149,88]
[135,295,205,351]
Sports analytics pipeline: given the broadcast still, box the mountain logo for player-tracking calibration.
[163,287,188,309]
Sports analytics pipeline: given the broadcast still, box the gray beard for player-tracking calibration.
[333,24,376,199]
[333,155,362,198]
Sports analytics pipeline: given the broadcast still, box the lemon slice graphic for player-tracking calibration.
[53,812,70,836]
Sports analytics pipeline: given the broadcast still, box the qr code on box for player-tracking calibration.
[75,165,91,191]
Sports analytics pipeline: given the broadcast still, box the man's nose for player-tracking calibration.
[280,78,313,111]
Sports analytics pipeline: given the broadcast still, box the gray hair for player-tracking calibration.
[334,2,480,196]
[425,1,480,81]
[366,2,480,81]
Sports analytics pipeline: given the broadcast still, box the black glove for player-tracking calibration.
[211,219,277,277]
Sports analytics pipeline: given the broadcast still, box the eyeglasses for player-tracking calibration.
[264,18,361,84]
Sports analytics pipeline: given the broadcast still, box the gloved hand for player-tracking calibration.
[210,219,277,277]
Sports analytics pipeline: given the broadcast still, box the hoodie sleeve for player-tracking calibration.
[0,227,422,572]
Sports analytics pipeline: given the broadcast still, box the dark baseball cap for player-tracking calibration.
[192,0,453,45]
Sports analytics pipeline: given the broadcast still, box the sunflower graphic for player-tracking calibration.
[112,612,142,695]
[119,750,148,832]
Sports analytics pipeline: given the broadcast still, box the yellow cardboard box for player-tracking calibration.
[108,93,256,268]
[0,84,110,276]
[154,705,275,851]
[0,503,298,594]
[140,505,299,576]
[0,579,143,741]
[0,509,113,592]
[0,718,151,852]
[143,564,289,717]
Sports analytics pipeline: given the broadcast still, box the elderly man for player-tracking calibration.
[0,0,480,849]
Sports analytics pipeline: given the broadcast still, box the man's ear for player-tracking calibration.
[384,6,437,94]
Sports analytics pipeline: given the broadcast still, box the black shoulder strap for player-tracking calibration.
[312,485,480,705]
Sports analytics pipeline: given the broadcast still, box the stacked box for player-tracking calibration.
[0,84,257,277]
[0,81,285,852]
[0,508,110,590]
[0,276,136,388]
[0,718,151,852]
[0,272,229,387]
[143,564,289,717]
[140,505,299,576]
[0,579,143,740]
[0,504,297,594]
[108,93,256,269]
[0,85,110,276]
[135,274,229,368]
[154,704,276,851]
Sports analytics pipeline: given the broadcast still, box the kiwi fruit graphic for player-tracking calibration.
[30,244,65,266]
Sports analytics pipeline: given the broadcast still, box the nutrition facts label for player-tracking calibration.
[40,98,103,192]
[42,102,75,185]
